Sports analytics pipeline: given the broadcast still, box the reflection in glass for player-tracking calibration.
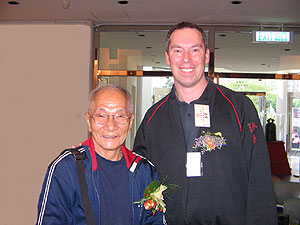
[99,31,168,71]
[215,31,300,74]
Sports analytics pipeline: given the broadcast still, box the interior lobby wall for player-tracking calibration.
[0,24,91,224]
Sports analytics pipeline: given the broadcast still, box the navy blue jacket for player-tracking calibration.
[36,138,166,225]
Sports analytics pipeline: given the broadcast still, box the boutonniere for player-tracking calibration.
[134,178,178,215]
[193,131,227,154]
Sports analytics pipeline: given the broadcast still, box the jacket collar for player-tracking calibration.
[82,138,141,171]
[170,78,215,105]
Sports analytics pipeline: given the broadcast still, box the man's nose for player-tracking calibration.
[105,115,117,129]
[183,51,191,63]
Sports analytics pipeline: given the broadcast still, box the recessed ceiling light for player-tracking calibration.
[231,1,242,4]
[261,63,266,66]
[8,1,19,5]
[156,62,160,64]
[118,0,128,4]
[215,47,219,50]
[138,34,145,37]
[146,46,152,49]
[284,48,291,51]
[219,34,226,37]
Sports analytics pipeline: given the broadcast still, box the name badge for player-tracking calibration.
[186,152,202,177]
[194,104,210,127]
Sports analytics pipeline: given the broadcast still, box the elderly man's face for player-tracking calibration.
[85,88,134,157]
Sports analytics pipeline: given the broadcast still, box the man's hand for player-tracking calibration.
[72,142,83,148]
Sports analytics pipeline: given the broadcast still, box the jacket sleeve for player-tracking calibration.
[241,97,277,225]
[143,209,167,225]
[137,161,167,225]
[36,156,77,225]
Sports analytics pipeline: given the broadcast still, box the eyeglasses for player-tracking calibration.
[88,112,131,125]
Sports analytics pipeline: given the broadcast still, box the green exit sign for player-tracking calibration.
[253,31,293,43]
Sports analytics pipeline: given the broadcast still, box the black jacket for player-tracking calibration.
[133,81,277,225]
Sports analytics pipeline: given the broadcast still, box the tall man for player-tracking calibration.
[36,85,166,225]
[133,22,277,225]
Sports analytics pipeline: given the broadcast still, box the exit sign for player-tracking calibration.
[253,31,293,43]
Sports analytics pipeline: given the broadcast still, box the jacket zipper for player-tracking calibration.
[91,169,100,224]
[131,160,143,225]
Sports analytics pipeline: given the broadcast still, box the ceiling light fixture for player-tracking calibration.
[118,0,129,4]
[231,1,242,4]
[8,1,19,5]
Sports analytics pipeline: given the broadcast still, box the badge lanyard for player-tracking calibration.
[186,104,210,177]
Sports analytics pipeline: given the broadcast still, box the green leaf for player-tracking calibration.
[144,180,159,196]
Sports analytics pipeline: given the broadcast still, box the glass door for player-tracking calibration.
[287,92,300,152]
[287,92,300,178]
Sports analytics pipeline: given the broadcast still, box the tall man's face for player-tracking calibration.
[165,28,210,89]
[85,88,134,157]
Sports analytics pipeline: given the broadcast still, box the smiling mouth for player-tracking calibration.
[180,68,194,72]
[103,135,118,139]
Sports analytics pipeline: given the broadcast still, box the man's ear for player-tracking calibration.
[128,114,135,132]
[85,112,92,132]
[165,51,171,66]
[205,48,210,64]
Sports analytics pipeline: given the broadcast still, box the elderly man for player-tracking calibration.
[36,85,166,225]
[133,22,277,224]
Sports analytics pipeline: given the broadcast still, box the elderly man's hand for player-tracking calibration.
[72,142,83,148]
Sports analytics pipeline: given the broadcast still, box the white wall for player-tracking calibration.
[0,24,92,225]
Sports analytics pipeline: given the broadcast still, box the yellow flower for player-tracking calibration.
[206,137,216,150]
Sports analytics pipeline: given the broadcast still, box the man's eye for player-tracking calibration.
[191,48,200,53]
[95,114,106,118]
[173,49,182,53]
[115,114,127,119]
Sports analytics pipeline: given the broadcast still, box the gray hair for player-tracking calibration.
[165,22,208,54]
[88,84,133,114]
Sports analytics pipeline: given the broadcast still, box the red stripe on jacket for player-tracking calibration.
[216,87,242,132]
[82,138,141,171]
[146,95,170,125]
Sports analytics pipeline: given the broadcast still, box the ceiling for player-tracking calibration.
[1,0,300,25]
[1,0,300,74]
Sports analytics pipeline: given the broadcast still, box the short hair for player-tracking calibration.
[165,22,208,54]
[88,84,133,114]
